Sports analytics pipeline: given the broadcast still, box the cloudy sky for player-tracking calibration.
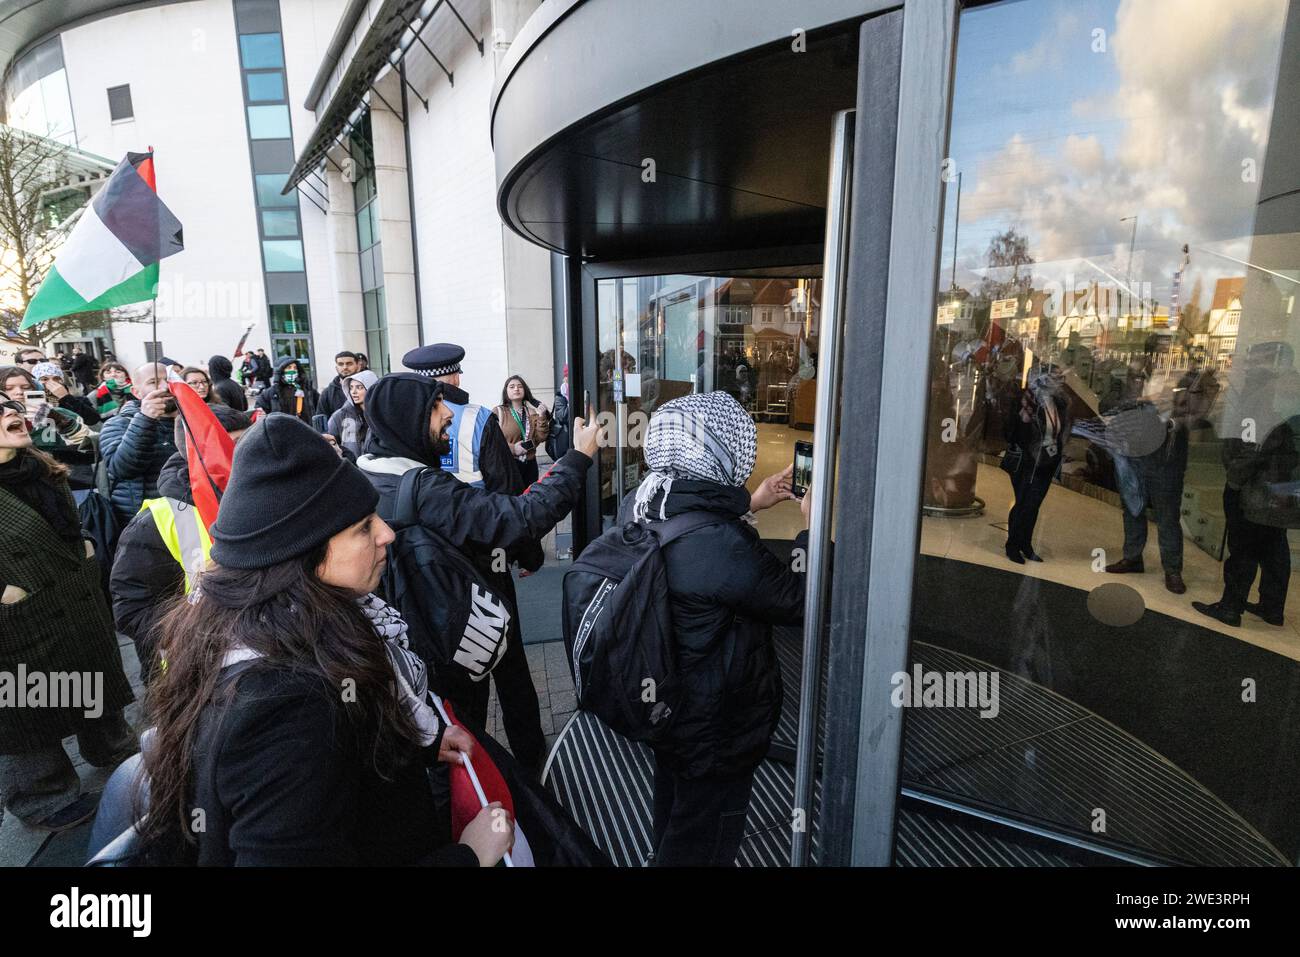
[941,0,1293,314]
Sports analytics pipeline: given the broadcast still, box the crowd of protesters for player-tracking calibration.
[0,338,816,868]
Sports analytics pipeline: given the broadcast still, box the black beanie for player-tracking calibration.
[209,413,379,569]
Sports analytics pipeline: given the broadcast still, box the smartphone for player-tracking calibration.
[792,440,813,499]
[312,413,328,433]
[520,439,536,452]
[583,389,592,421]
[527,396,540,409]
[23,389,45,419]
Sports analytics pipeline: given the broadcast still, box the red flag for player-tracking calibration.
[168,376,234,528]
[443,702,515,838]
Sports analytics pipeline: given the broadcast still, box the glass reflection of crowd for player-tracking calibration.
[931,322,1300,629]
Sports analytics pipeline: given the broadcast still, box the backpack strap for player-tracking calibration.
[649,509,728,546]
[394,466,425,529]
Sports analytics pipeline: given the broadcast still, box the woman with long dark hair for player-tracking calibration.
[181,366,223,405]
[0,400,136,831]
[495,374,551,488]
[137,413,512,866]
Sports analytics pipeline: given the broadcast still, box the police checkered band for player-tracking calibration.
[413,363,460,377]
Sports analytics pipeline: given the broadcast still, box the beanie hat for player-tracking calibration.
[209,413,378,569]
[31,361,64,381]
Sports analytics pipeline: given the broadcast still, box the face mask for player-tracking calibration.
[283,370,298,384]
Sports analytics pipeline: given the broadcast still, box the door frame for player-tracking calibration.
[552,0,962,867]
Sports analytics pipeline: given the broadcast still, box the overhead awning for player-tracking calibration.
[283,0,482,193]
[0,122,115,194]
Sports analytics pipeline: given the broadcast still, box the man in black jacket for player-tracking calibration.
[111,406,252,683]
[357,373,599,776]
[316,351,360,420]
[208,354,248,411]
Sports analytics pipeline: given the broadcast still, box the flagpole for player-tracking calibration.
[429,693,515,867]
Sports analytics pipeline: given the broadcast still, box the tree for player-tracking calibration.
[978,226,1036,304]
[0,123,145,346]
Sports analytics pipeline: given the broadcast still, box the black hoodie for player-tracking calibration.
[255,355,317,422]
[209,354,247,411]
[355,373,592,665]
[110,451,195,684]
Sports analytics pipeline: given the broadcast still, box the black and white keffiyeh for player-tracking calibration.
[356,593,442,747]
[633,391,758,522]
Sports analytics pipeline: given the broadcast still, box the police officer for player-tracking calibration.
[403,344,523,496]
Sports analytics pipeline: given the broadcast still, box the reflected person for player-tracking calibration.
[1001,365,1069,564]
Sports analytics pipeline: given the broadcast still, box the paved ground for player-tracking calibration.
[3,550,575,867]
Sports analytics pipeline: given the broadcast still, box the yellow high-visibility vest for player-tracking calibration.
[140,497,212,593]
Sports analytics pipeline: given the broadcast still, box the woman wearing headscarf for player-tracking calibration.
[0,400,136,832]
[136,414,512,865]
[627,391,810,866]
[1001,364,1070,564]
[326,369,379,459]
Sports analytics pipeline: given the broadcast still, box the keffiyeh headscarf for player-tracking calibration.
[356,593,443,747]
[633,391,758,522]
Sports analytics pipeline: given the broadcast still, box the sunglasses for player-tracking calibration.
[1,399,25,415]
[19,358,42,365]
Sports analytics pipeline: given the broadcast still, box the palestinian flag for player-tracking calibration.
[21,150,183,330]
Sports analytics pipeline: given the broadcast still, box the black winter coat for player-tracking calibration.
[254,356,317,423]
[186,665,475,866]
[110,452,192,684]
[317,376,348,420]
[58,391,101,426]
[626,481,806,779]
[98,400,179,525]
[358,448,590,578]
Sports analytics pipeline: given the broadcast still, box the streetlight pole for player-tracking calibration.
[1121,214,1139,321]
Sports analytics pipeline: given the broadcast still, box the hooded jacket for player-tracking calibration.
[356,374,590,666]
[209,354,247,411]
[622,480,806,779]
[110,451,193,682]
[98,398,180,525]
[255,355,317,422]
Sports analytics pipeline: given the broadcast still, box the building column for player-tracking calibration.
[369,72,420,367]
[324,145,366,359]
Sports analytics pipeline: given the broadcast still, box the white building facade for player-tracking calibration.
[2,0,555,403]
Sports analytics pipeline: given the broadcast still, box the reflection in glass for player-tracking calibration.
[595,275,821,541]
[909,0,1299,865]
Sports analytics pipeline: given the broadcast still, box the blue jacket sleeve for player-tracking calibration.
[102,411,161,482]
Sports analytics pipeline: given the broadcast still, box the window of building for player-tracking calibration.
[262,239,304,272]
[239,33,283,69]
[255,173,296,207]
[247,104,290,139]
[246,71,285,102]
[106,84,133,121]
[269,303,310,335]
[261,209,298,237]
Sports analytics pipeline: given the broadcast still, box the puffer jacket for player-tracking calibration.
[110,452,192,684]
[255,355,317,423]
[98,399,179,525]
[624,480,806,779]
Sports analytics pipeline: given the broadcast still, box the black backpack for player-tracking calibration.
[561,509,722,744]
[380,468,514,682]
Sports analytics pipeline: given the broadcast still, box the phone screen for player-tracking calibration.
[793,441,813,498]
[521,439,536,452]
[23,390,45,418]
